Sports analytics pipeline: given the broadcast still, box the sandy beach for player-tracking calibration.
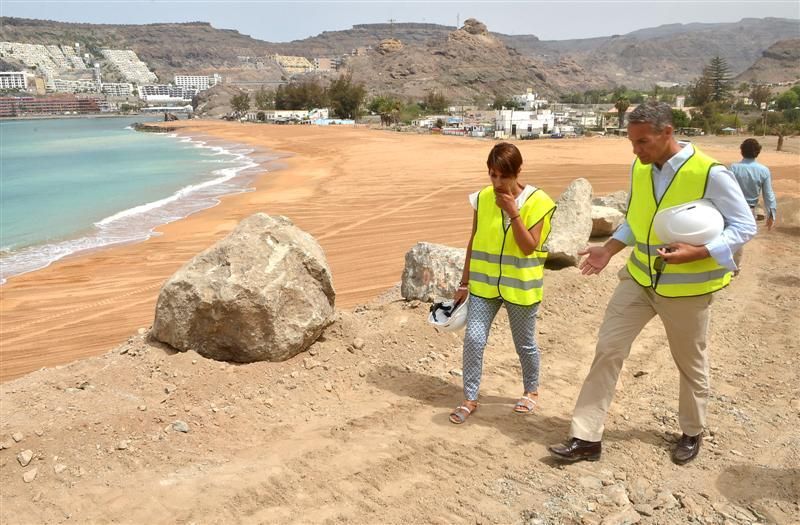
[2,122,799,524]
[1,122,798,382]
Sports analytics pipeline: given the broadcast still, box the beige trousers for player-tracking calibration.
[570,267,712,442]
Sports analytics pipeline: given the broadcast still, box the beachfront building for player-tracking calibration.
[100,82,134,97]
[0,71,28,91]
[494,109,555,138]
[51,78,99,93]
[139,84,196,103]
[174,74,222,91]
[248,108,330,123]
[0,42,89,90]
[100,49,158,84]
[0,95,100,117]
[272,54,315,75]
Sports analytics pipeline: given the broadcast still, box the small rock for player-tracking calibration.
[352,338,365,350]
[34,430,44,437]
[358,370,366,378]
[53,464,67,474]
[309,348,318,356]
[449,369,463,377]
[579,475,604,490]
[633,371,647,378]
[137,327,147,335]
[22,468,38,483]
[633,504,654,516]
[138,405,147,411]
[730,449,743,456]
[600,505,640,525]
[604,484,630,506]
[17,449,34,467]
[192,359,197,365]
[653,491,678,510]
[116,440,129,450]
[290,371,300,379]
[324,382,333,392]
[12,432,23,443]
[164,384,177,394]
[172,420,190,433]
[0,440,11,450]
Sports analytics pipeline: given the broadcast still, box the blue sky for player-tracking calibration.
[2,1,798,42]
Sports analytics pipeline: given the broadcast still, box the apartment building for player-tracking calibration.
[101,49,158,84]
[51,78,99,93]
[0,71,27,91]
[0,95,100,117]
[174,74,222,91]
[101,82,134,97]
[139,84,196,103]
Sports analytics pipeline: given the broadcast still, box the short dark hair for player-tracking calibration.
[740,138,762,158]
[628,101,673,131]
[487,142,523,177]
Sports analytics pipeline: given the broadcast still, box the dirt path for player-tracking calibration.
[2,227,798,524]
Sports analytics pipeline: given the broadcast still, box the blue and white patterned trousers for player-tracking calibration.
[462,294,541,401]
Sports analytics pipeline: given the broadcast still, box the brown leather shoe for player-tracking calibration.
[548,438,602,462]
[672,433,702,465]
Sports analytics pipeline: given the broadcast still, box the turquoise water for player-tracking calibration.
[0,117,262,282]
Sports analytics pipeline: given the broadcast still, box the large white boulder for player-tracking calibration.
[401,242,466,302]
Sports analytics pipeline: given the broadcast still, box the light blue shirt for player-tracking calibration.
[730,158,777,218]
[612,142,756,271]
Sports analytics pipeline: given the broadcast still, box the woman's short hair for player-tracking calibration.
[487,142,523,177]
[740,138,762,159]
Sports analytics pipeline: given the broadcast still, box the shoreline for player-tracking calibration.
[1,125,266,284]
[1,121,797,382]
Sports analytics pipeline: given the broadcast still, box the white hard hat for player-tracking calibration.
[428,297,469,333]
[653,199,724,246]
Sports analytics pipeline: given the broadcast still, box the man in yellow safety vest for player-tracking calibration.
[548,101,756,465]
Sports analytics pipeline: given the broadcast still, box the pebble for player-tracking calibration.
[22,468,38,483]
[290,371,299,379]
[449,369,463,377]
[633,504,654,517]
[137,327,147,335]
[352,338,365,350]
[138,405,147,411]
[172,420,190,433]
[604,484,630,507]
[600,505,640,525]
[324,382,333,392]
[164,384,177,394]
[12,432,23,443]
[34,430,44,437]
[116,440,129,450]
[578,475,603,490]
[53,464,67,474]
[17,449,34,467]
[0,440,11,450]
[358,370,366,378]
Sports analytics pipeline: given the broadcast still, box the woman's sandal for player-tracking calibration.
[513,394,538,414]
[449,402,478,424]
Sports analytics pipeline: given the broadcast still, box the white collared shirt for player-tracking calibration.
[612,142,756,271]
[469,185,537,228]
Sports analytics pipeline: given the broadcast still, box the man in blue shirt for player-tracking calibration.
[731,138,777,271]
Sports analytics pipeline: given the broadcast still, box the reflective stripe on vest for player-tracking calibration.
[625,145,732,297]
[469,186,556,306]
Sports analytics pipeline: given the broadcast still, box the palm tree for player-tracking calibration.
[615,97,630,129]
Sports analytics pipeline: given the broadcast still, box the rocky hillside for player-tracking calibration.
[1,16,798,95]
[735,39,800,83]
[344,19,554,100]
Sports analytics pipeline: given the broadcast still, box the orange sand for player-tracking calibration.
[1,122,797,381]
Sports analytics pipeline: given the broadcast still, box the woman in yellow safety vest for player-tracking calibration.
[449,142,556,424]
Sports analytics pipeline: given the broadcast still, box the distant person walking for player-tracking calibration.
[449,142,556,424]
[548,102,756,464]
[731,138,777,272]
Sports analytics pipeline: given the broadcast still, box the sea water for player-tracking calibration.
[0,116,262,283]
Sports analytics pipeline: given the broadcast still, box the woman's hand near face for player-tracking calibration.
[495,189,518,216]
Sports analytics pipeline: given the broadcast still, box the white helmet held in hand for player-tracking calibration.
[428,297,469,333]
[653,199,724,246]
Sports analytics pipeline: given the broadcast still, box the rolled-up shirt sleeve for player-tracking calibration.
[762,169,778,219]
[704,165,758,271]
[612,219,635,246]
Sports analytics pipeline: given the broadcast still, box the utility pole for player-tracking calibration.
[388,18,396,39]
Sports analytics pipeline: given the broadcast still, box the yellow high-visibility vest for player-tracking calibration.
[469,186,556,306]
[626,146,731,297]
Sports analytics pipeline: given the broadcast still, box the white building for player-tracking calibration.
[139,84,196,103]
[494,109,555,138]
[0,71,27,90]
[101,82,133,97]
[512,89,548,111]
[174,74,221,91]
[51,78,99,93]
